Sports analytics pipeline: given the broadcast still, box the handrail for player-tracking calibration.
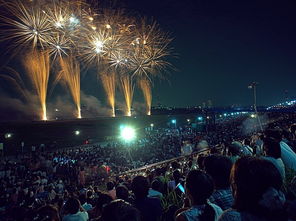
[117,146,222,176]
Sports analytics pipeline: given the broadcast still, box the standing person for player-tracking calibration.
[175,170,223,221]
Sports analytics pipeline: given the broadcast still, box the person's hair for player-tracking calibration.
[131,176,149,199]
[101,199,141,221]
[94,193,112,210]
[63,198,80,214]
[263,137,281,159]
[229,142,242,156]
[197,155,205,169]
[291,124,296,134]
[34,205,60,221]
[265,129,282,142]
[106,181,114,191]
[155,168,162,176]
[231,156,284,219]
[79,194,86,205]
[244,138,251,146]
[173,170,181,183]
[116,185,129,201]
[203,154,233,189]
[151,179,162,192]
[185,170,215,221]
[86,190,93,198]
[171,161,180,170]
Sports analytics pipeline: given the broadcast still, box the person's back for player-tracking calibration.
[131,176,162,221]
[176,170,223,221]
[100,199,141,221]
[204,155,234,210]
[180,202,222,221]
[134,196,162,221]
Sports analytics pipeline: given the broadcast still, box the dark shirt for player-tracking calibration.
[133,197,162,221]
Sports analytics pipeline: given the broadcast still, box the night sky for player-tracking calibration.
[121,0,296,107]
[1,0,296,120]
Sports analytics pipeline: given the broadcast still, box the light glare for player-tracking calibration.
[120,126,136,141]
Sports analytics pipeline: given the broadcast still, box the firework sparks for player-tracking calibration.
[139,78,152,115]
[0,0,52,51]
[23,49,50,120]
[100,67,116,117]
[120,74,134,116]
[59,55,81,118]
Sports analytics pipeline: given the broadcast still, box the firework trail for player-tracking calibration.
[59,56,81,118]
[100,69,116,117]
[120,74,134,116]
[138,78,152,115]
[23,49,50,120]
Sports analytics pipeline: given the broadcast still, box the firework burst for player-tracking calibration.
[0,0,52,51]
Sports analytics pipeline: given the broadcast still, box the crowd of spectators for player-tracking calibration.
[1,113,296,220]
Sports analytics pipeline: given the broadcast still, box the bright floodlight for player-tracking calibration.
[250,114,256,118]
[121,126,136,142]
[5,133,12,139]
[75,130,80,135]
[171,119,176,124]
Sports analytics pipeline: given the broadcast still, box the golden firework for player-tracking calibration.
[120,74,134,116]
[138,78,152,115]
[59,55,81,119]
[23,49,50,120]
[0,0,52,51]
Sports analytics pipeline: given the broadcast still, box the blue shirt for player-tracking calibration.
[209,188,234,211]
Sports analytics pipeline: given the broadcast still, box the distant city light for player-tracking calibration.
[187,119,191,122]
[171,119,176,124]
[223,113,227,117]
[197,116,203,121]
[250,114,256,118]
[150,123,154,127]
